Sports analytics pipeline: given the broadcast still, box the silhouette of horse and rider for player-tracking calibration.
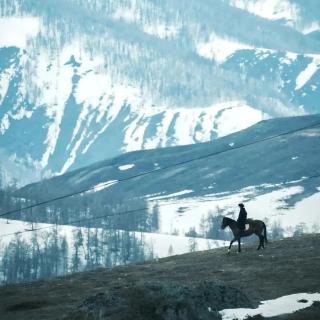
[221,203,267,253]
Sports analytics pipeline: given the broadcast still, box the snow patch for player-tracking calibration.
[279,52,298,65]
[228,0,299,23]
[227,0,320,35]
[75,71,107,107]
[118,164,135,171]
[143,24,180,39]
[86,180,118,193]
[0,17,40,47]
[149,190,193,201]
[301,21,320,35]
[0,63,16,106]
[0,114,10,134]
[295,57,320,90]
[113,7,138,23]
[197,34,253,64]
[220,292,320,320]
[215,104,264,138]
[143,233,226,258]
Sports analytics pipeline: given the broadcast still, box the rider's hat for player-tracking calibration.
[238,203,244,208]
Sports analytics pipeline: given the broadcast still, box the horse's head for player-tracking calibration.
[221,217,228,230]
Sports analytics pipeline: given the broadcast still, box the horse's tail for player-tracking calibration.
[263,222,268,243]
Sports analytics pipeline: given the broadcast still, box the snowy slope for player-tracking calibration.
[0,1,320,183]
[15,114,320,236]
[148,182,320,236]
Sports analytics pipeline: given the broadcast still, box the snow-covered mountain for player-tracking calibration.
[16,114,320,236]
[0,0,320,183]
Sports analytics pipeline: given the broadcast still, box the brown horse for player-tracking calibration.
[221,216,267,253]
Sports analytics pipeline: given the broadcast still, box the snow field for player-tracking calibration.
[147,182,320,237]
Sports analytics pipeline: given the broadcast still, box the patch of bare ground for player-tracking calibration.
[0,234,319,319]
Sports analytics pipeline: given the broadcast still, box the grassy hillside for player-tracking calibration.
[0,234,319,319]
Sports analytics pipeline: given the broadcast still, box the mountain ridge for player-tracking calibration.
[0,0,319,183]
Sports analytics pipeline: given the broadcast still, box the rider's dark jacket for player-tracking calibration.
[237,207,247,230]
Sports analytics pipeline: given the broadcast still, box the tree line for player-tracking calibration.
[0,226,150,284]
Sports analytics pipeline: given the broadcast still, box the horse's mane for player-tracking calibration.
[224,216,236,223]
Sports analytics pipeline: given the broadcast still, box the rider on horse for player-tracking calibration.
[221,205,267,253]
[237,203,247,232]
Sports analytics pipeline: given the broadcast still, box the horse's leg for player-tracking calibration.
[254,229,263,250]
[261,234,265,249]
[228,238,235,254]
[257,235,263,250]
[238,238,241,253]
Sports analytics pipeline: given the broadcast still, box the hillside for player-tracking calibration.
[0,234,319,319]
[17,114,320,198]
[13,114,320,236]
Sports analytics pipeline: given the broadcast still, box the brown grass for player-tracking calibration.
[0,234,319,319]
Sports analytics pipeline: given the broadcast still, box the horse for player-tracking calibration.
[221,216,267,253]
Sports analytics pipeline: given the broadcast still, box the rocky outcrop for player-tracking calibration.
[64,280,254,320]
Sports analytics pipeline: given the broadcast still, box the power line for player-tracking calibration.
[1,119,320,219]
[0,207,148,239]
[1,172,320,240]
[0,199,192,239]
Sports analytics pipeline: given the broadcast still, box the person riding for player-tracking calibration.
[237,203,247,232]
